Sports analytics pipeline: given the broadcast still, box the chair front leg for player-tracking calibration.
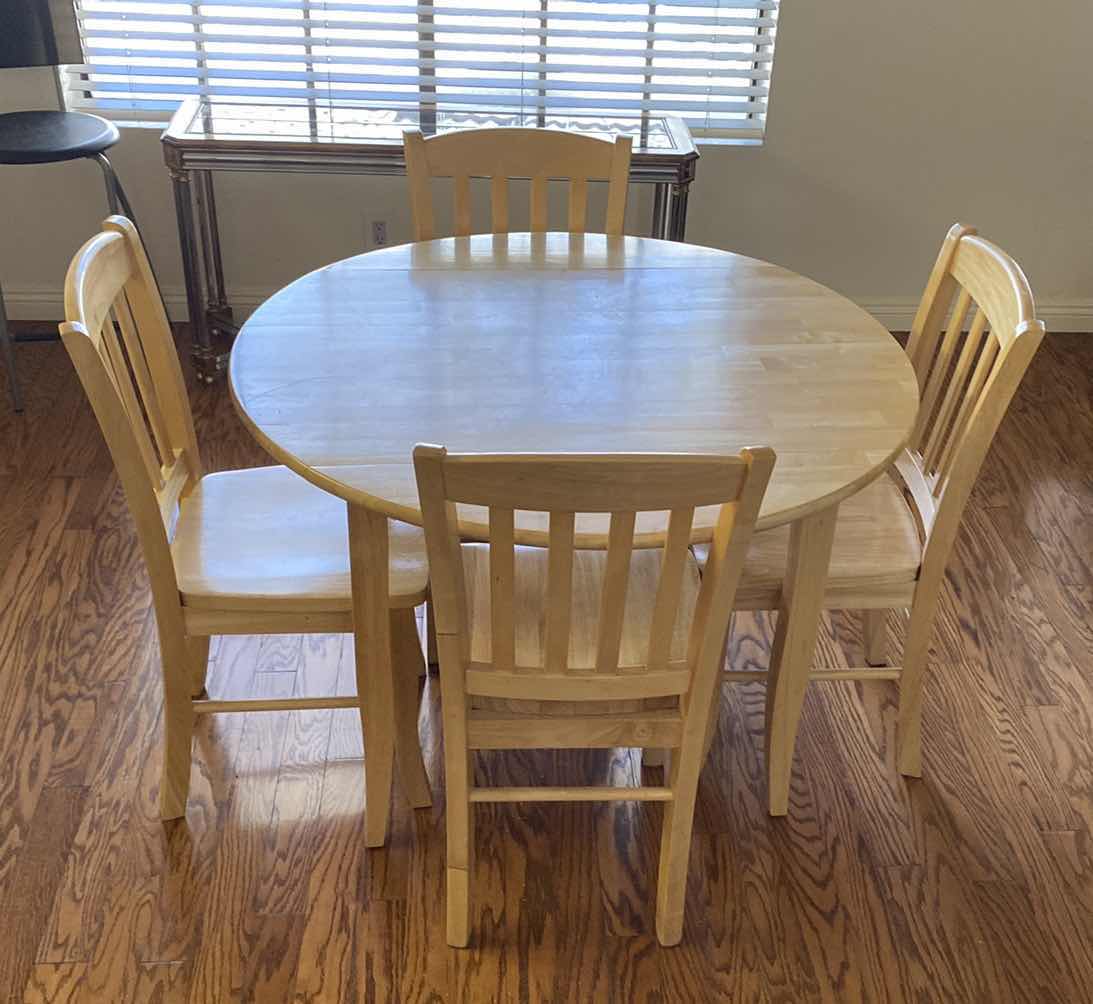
[655,783,697,946]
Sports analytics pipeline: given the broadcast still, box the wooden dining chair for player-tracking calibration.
[60,216,432,841]
[695,224,1046,780]
[414,445,774,946]
[403,127,632,241]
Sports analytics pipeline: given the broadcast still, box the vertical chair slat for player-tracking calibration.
[103,308,164,491]
[912,287,972,450]
[530,174,549,232]
[934,331,1001,489]
[448,502,472,664]
[489,506,516,671]
[568,178,588,234]
[114,290,172,466]
[646,507,696,671]
[104,219,201,483]
[922,308,989,471]
[907,275,960,385]
[453,173,473,237]
[595,510,636,673]
[490,174,509,233]
[545,510,575,672]
[604,136,632,237]
[403,129,435,242]
[905,223,974,377]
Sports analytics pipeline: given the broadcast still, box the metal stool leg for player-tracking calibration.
[0,282,23,412]
[94,153,139,229]
[94,152,164,302]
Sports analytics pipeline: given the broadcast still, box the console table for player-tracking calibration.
[161,98,699,383]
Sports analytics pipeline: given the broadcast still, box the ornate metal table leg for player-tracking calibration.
[170,166,217,384]
[0,282,22,412]
[667,181,691,242]
[651,183,669,239]
[194,170,236,340]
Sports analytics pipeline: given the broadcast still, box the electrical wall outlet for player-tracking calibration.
[369,218,389,248]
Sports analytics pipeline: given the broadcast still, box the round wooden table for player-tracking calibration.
[230,232,919,814]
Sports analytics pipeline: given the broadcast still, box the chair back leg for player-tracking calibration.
[390,607,433,809]
[188,635,211,698]
[863,609,889,666]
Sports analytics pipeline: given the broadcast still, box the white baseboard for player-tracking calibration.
[5,285,1092,333]
[860,298,1093,333]
[1,285,272,325]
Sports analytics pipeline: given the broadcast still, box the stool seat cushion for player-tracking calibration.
[0,111,120,165]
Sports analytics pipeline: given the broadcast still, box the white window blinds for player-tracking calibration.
[64,0,777,139]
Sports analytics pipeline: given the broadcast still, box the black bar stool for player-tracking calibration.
[0,110,140,412]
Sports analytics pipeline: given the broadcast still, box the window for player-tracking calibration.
[65,0,777,140]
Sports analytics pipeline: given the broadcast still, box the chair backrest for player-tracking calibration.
[415,447,773,714]
[898,224,1045,574]
[60,216,201,618]
[404,127,633,241]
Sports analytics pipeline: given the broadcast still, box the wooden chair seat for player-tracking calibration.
[172,465,428,612]
[693,472,922,609]
[462,541,700,672]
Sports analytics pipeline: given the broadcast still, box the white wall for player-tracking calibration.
[2,0,1091,328]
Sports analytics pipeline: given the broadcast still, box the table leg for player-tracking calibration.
[170,168,216,384]
[348,505,433,844]
[651,183,669,239]
[667,182,691,242]
[194,171,236,337]
[764,505,838,816]
[348,504,396,846]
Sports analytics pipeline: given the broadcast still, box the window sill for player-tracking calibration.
[112,119,169,131]
[694,137,764,148]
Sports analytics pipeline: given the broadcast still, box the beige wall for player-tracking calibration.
[2,0,1091,328]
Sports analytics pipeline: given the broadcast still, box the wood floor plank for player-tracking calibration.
[877,830,1011,1000]
[0,480,88,897]
[289,754,380,1003]
[36,616,166,966]
[186,674,294,1002]
[135,709,248,966]
[20,964,87,1004]
[131,962,191,1004]
[0,787,88,1000]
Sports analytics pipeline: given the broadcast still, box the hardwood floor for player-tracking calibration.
[0,328,1091,1002]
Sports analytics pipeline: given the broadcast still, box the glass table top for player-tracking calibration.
[164,99,696,157]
